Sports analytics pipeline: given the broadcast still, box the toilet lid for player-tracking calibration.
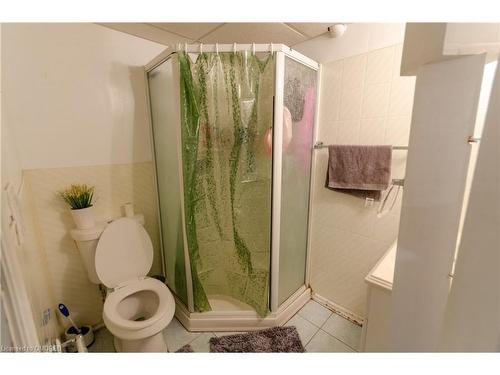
[95,217,153,288]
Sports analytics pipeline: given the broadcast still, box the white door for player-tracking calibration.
[439,61,499,352]
[388,53,486,351]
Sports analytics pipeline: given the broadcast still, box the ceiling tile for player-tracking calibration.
[149,23,223,40]
[100,23,190,45]
[199,23,308,45]
[287,23,335,38]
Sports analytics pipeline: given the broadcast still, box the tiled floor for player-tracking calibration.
[88,300,362,353]
[87,326,115,353]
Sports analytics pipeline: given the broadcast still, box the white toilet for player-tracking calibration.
[94,217,175,352]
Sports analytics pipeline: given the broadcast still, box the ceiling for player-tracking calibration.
[101,23,337,47]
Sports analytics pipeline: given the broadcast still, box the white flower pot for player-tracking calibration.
[70,206,95,229]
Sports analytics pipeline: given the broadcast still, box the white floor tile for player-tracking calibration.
[88,301,361,354]
[163,318,200,352]
[190,333,215,353]
[321,313,362,351]
[284,314,319,346]
[297,300,332,328]
[88,328,115,353]
[305,330,354,353]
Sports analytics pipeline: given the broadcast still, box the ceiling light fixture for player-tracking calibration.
[328,23,347,38]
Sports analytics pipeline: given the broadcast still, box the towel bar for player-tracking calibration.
[313,141,408,150]
[314,136,481,150]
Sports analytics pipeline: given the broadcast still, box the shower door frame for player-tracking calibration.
[144,51,195,312]
[144,44,320,330]
[270,50,320,312]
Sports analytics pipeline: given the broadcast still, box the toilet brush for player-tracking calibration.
[58,303,80,334]
[58,303,95,350]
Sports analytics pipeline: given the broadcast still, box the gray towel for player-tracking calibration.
[325,145,392,201]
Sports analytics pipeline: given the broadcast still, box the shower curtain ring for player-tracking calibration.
[184,43,188,53]
[233,42,237,54]
[200,43,203,54]
[252,43,256,55]
[270,43,273,54]
[215,43,219,55]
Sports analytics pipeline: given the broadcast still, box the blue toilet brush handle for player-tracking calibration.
[58,303,80,334]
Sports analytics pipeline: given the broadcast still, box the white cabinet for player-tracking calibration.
[361,242,397,352]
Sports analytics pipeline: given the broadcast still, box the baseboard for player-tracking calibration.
[311,292,365,326]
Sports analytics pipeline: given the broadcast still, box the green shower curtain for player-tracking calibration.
[178,51,274,316]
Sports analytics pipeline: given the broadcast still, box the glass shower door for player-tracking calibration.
[148,56,189,306]
[277,56,317,306]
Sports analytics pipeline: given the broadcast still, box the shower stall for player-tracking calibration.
[145,44,319,331]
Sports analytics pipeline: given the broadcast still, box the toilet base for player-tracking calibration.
[113,331,167,352]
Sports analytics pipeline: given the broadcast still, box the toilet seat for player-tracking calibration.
[103,277,175,340]
[95,218,175,343]
[95,218,153,288]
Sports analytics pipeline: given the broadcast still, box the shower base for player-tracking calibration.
[174,286,311,332]
[207,295,254,311]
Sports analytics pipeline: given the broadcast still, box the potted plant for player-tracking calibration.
[60,184,96,229]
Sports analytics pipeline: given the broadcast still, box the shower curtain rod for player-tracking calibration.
[173,43,292,54]
[166,42,320,71]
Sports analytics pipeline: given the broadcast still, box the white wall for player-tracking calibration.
[400,23,448,76]
[401,23,500,76]
[2,23,60,344]
[3,23,164,170]
[308,43,415,320]
[2,23,165,329]
[444,23,500,59]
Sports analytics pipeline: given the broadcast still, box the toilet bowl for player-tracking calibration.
[95,217,175,352]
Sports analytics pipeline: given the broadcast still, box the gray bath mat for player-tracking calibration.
[209,326,304,353]
[175,344,194,353]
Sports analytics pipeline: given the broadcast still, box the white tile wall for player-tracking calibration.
[309,44,416,318]
[17,193,61,342]
[294,23,406,64]
[366,47,395,85]
[22,162,161,327]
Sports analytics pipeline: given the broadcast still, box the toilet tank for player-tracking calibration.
[70,214,145,284]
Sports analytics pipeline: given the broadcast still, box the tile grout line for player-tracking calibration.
[297,313,331,329]
[319,312,361,351]
[318,312,333,329]
[304,328,321,350]
[297,306,333,329]
[317,326,359,352]
[185,331,205,347]
[299,308,361,352]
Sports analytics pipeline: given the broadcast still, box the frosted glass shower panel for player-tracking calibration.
[148,57,188,306]
[278,56,317,305]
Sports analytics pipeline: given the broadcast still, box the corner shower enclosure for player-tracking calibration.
[145,44,318,330]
